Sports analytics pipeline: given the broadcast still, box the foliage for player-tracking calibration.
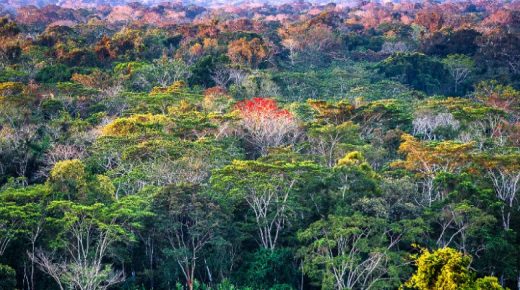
[235,98,300,156]
[0,2,519,289]
[402,248,504,290]
[227,38,270,68]
[298,214,402,290]
[0,264,16,289]
[378,53,449,94]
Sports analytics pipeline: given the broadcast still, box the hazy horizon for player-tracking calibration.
[1,0,425,9]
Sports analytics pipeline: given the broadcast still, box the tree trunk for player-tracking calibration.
[31,241,35,290]
[501,205,510,230]
[149,241,154,290]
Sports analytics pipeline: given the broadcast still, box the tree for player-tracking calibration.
[474,81,519,115]
[281,38,299,66]
[378,53,449,94]
[71,69,122,98]
[0,121,39,181]
[0,264,16,289]
[39,144,86,178]
[33,202,124,290]
[420,29,481,57]
[354,99,412,138]
[239,71,280,99]
[135,57,192,91]
[227,38,270,68]
[235,98,301,156]
[48,159,87,201]
[94,35,116,62]
[35,64,72,83]
[415,97,508,147]
[238,247,297,289]
[154,184,226,290]
[0,201,26,257]
[32,196,149,290]
[478,28,520,75]
[476,152,520,230]
[433,203,495,254]
[307,99,355,125]
[278,22,339,65]
[442,54,475,94]
[0,185,48,290]
[308,121,363,167]
[392,134,474,206]
[412,112,460,141]
[100,114,170,137]
[203,86,233,113]
[0,17,20,39]
[298,214,402,290]
[212,159,320,251]
[0,40,22,68]
[414,7,444,32]
[402,247,504,290]
[210,67,232,88]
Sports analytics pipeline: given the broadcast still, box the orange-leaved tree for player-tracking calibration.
[227,38,269,68]
[392,134,474,206]
[235,97,300,156]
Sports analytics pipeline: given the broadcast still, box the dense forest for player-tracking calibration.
[0,0,519,289]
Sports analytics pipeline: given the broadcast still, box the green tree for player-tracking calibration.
[0,263,16,289]
[442,54,475,94]
[154,183,227,290]
[134,57,191,91]
[32,195,150,290]
[378,53,449,94]
[298,214,402,290]
[212,159,321,251]
[307,121,363,167]
[0,184,49,290]
[475,152,520,230]
[0,200,27,257]
[239,248,297,290]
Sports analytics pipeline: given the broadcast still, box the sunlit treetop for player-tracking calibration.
[412,97,507,129]
[307,99,355,124]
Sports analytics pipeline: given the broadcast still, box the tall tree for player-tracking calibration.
[212,159,320,251]
[298,214,403,290]
[32,195,149,290]
[154,183,227,290]
[392,134,474,206]
[442,54,474,94]
[476,152,520,230]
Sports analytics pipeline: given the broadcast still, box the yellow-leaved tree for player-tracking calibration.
[402,247,504,290]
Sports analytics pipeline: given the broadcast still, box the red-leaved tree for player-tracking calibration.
[236,98,300,155]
